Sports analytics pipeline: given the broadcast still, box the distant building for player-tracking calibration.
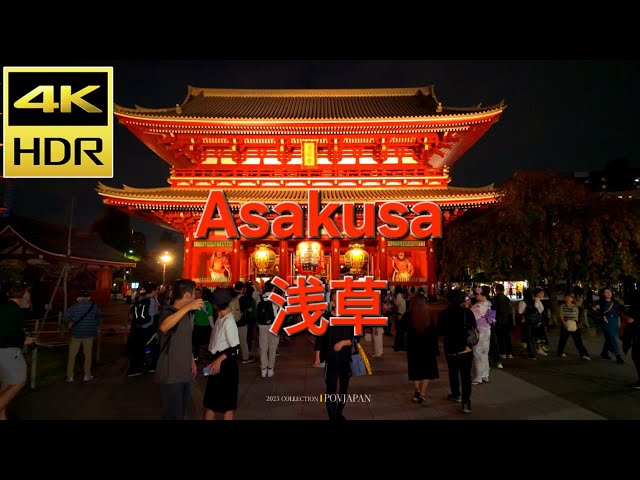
[0,214,136,305]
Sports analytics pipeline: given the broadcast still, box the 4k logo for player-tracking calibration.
[3,67,113,178]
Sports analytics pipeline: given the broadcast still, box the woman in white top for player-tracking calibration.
[204,287,240,420]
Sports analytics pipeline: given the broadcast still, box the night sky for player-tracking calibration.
[2,60,639,246]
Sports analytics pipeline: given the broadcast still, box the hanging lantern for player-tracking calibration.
[344,243,369,275]
[295,241,324,275]
[251,244,276,274]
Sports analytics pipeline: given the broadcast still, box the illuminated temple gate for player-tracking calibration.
[98,86,505,295]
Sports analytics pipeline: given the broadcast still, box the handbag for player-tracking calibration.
[564,319,577,332]
[464,310,479,346]
[351,341,372,376]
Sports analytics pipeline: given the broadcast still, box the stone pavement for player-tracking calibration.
[9,300,639,420]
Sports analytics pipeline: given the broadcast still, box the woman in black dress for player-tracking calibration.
[406,294,439,404]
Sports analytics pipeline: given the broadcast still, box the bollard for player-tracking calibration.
[30,347,38,390]
[96,327,102,363]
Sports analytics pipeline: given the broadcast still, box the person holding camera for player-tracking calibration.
[0,283,36,420]
[154,280,203,420]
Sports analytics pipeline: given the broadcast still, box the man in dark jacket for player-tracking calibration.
[437,290,477,414]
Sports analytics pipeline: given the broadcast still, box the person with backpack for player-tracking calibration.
[257,281,280,378]
[127,283,160,377]
[518,288,544,359]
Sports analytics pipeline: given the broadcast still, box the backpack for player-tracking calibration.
[525,304,542,327]
[133,296,154,328]
[257,297,276,325]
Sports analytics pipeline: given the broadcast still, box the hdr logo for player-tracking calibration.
[2,66,113,178]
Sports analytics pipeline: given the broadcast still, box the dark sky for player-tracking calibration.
[3,60,640,246]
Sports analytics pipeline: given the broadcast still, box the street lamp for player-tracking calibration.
[159,252,172,285]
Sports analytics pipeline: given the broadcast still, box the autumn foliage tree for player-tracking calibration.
[439,170,640,296]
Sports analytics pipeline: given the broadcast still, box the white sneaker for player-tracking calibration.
[267,368,274,378]
[559,353,567,358]
[471,381,482,385]
[65,376,74,383]
[83,375,94,382]
[507,354,513,359]
[581,355,591,360]
[497,362,504,369]
[260,368,267,378]
[482,377,490,383]
[537,349,548,356]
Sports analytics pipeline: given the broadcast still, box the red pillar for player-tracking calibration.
[379,237,388,281]
[232,239,241,285]
[279,240,289,282]
[183,233,193,280]
[330,239,340,280]
[427,239,436,297]
[95,266,112,303]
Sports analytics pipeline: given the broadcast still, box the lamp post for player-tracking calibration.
[159,252,172,285]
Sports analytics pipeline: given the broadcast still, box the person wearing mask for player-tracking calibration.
[0,283,36,420]
[154,279,202,420]
[438,290,476,414]
[204,287,240,420]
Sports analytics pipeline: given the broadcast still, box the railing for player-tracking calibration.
[26,311,128,389]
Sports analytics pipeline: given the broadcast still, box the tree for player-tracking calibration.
[439,170,640,305]
[90,206,132,253]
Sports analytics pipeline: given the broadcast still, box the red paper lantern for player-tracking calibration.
[295,241,324,275]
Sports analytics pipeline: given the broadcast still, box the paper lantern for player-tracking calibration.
[295,241,324,275]
[344,243,369,275]
[251,244,276,274]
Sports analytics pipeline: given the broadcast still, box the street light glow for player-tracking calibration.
[159,252,172,284]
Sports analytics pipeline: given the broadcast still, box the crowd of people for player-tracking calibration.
[2,277,640,421]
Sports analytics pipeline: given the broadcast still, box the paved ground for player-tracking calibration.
[8,300,639,420]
